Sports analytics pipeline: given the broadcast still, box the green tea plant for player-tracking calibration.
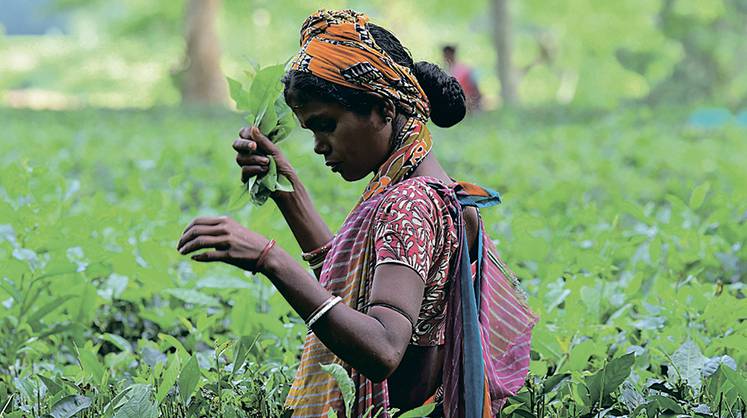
[0,106,744,417]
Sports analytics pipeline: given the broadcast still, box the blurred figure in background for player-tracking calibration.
[443,45,482,112]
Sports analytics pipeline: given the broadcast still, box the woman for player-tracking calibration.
[177,9,536,417]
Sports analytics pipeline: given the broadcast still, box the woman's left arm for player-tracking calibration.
[177,216,423,382]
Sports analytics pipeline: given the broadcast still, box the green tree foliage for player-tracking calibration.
[3,0,742,108]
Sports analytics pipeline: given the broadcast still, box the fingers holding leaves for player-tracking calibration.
[236,154,270,167]
[227,65,297,207]
[241,165,269,183]
[232,137,257,154]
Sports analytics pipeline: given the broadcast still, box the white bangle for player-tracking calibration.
[306,296,342,328]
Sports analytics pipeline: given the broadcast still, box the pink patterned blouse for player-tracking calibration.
[373,176,459,346]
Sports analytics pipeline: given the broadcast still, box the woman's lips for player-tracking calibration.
[326,161,342,173]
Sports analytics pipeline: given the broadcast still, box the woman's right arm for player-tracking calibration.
[233,126,333,278]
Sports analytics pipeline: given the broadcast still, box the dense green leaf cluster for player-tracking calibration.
[227,64,295,206]
[0,106,744,416]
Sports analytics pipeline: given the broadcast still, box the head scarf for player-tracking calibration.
[289,9,430,122]
[289,9,433,204]
[284,9,536,418]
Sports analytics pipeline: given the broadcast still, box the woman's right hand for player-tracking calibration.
[233,126,298,194]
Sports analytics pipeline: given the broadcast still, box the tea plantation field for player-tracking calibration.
[0,106,745,417]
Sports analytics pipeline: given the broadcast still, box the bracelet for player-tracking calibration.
[301,239,334,261]
[254,239,276,273]
[306,295,342,328]
[301,239,335,269]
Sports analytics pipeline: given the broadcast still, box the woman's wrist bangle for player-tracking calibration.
[301,239,334,261]
[302,238,335,270]
[254,239,276,273]
[306,295,342,328]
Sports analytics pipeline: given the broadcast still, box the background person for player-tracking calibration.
[443,45,482,112]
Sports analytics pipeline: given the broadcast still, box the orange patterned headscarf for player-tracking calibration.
[289,9,430,121]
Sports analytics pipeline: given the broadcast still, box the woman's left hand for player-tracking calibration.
[177,216,272,272]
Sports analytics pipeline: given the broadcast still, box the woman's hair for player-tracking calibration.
[282,24,467,128]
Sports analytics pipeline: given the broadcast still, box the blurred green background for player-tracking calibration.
[2,0,746,110]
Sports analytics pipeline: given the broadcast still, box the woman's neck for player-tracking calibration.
[411,152,451,184]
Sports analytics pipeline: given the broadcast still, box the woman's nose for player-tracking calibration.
[313,136,331,156]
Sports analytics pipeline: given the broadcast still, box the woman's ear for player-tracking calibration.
[375,99,396,127]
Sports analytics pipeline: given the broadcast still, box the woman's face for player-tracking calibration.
[290,98,393,182]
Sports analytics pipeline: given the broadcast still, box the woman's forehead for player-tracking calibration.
[291,100,344,123]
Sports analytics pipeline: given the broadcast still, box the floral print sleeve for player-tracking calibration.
[372,178,459,345]
[373,183,439,282]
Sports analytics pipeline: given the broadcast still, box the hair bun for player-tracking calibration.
[413,61,466,128]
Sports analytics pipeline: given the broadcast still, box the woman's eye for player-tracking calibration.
[316,121,336,133]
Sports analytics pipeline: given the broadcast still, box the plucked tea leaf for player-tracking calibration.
[276,172,294,192]
[227,64,296,206]
[271,96,296,143]
[248,64,285,128]
[227,77,252,111]
[260,157,278,192]
[258,98,278,135]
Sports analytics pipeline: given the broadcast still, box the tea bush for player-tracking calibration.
[0,106,744,417]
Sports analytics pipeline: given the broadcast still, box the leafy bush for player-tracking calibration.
[0,106,744,417]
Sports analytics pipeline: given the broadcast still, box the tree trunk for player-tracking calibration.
[491,0,519,106]
[180,0,227,105]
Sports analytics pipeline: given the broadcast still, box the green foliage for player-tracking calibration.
[5,1,745,109]
[177,355,199,405]
[583,352,635,407]
[320,363,355,417]
[227,64,296,206]
[0,105,745,417]
[47,395,91,418]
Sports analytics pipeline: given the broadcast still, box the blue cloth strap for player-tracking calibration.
[455,183,501,416]
[458,226,485,417]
